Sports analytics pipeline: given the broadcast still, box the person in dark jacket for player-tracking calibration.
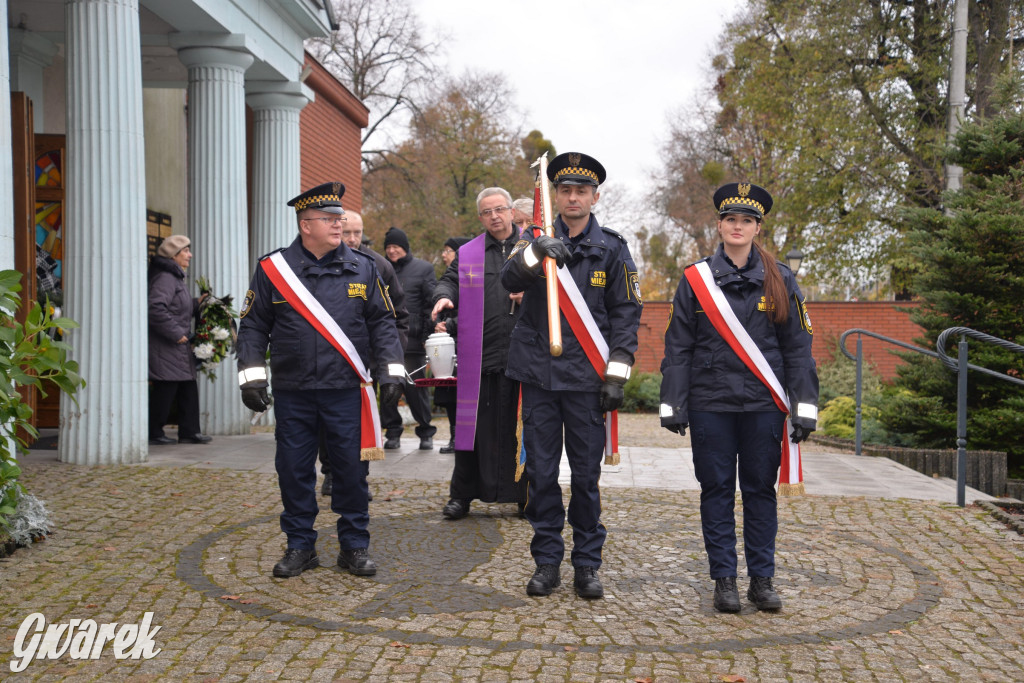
[318,211,410,498]
[431,188,527,520]
[235,182,406,579]
[660,182,818,613]
[148,234,212,445]
[432,235,471,454]
[380,226,437,450]
[501,153,643,600]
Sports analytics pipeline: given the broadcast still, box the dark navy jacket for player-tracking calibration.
[236,237,403,391]
[660,244,818,425]
[501,215,642,392]
[389,253,436,355]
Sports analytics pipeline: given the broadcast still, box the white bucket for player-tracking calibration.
[424,332,457,378]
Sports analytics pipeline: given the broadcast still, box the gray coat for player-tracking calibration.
[148,255,198,382]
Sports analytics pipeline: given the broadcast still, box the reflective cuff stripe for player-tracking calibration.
[523,243,541,268]
[606,361,631,381]
[796,403,818,420]
[387,363,406,377]
[238,367,267,386]
[660,403,674,418]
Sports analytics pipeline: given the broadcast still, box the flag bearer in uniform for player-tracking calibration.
[501,152,643,599]
[659,182,818,613]
[235,182,406,579]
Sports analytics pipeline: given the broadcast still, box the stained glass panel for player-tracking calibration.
[35,150,62,188]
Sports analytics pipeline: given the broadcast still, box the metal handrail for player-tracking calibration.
[838,327,1024,506]
[935,327,1024,506]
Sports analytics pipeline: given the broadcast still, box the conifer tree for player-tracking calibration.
[881,112,1024,473]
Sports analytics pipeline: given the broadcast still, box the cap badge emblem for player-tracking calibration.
[738,183,751,197]
[568,153,581,167]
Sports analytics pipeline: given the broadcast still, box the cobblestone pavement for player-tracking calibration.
[3,420,1024,680]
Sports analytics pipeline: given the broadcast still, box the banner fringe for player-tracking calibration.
[778,481,805,497]
[361,447,385,462]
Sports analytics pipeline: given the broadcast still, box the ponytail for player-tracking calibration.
[753,240,789,324]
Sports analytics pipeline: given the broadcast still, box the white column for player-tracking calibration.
[0,0,13,271]
[245,91,308,269]
[59,0,148,464]
[177,46,254,435]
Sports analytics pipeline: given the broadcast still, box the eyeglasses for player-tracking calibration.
[304,216,347,225]
[478,206,509,217]
[441,247,455,255]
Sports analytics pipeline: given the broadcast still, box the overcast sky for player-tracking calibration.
[410,0,746,200]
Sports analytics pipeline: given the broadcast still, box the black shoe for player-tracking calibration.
[526,564,561,596]
[367,489,373,502]
[747,576,783,611]
[178,434,212,444]
[272,548,319,578]
[383,437,401,450]
[442,499,470,520]
[321,472,332,496]
[517,502,526,519]
[439,441,455,454]
[713,577,741,613]
[418,437,433,450]
[149,436,175,445]
[338,547,377,576]
[573,566,604,599]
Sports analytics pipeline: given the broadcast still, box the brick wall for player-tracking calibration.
[634,300,924,381]
[298,53,369,212]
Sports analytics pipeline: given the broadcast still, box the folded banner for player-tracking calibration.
[684,261,804,494]
[261,252,384,461]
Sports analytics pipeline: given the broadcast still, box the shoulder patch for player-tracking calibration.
[240,289,255,318]
[795,295,812,334]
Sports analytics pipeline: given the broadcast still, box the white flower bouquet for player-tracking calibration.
[192,277,237,381]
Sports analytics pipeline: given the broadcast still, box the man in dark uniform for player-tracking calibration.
[236,182,405,579]
[501,152,643,599]
[431,187,527,520]
[318,211,410,498]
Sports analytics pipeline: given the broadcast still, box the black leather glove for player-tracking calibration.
[241,386,271,413]
[664,422,687,437]
[379,382,403,408]
[532,235,572,267]
[598,382,624,412]
[790,423,814,444]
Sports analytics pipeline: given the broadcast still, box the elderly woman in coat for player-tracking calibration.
[148,234,212,445]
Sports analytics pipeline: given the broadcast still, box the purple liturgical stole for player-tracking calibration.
[453,233,486,451]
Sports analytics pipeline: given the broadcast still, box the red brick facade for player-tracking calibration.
[635,300,923,381]
[299,53,368,212]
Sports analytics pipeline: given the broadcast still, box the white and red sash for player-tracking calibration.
[684,260,804,494]
[261,252,384,461]
[555,266,620,465]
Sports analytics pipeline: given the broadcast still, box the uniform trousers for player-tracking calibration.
[689,409,785,579]
[274,388,368,550]
[521,383,607,568]
[379,351,437,439]
[149,379,201,440]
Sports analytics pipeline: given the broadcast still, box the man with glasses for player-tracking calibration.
[431,187,527,520]
[236,182,405,579]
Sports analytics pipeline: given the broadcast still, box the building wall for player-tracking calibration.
[298,54,368,213]
[143,88,187,235]
[634,300,924,381]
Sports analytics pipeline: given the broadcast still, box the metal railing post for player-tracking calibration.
[855,335,863,456]
[956,335,968,507]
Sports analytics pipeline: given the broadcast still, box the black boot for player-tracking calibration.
[338,547,377,576]
[526,564,560,596]
[320,472,332,496]
[747,576,783,611]
[573,566,604,599]
[442,499,470,520]
[439,440,455,454]
[713,576,741,613]
[272,548,319,578]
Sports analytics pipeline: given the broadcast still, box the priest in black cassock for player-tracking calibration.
[430,187,528,520]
